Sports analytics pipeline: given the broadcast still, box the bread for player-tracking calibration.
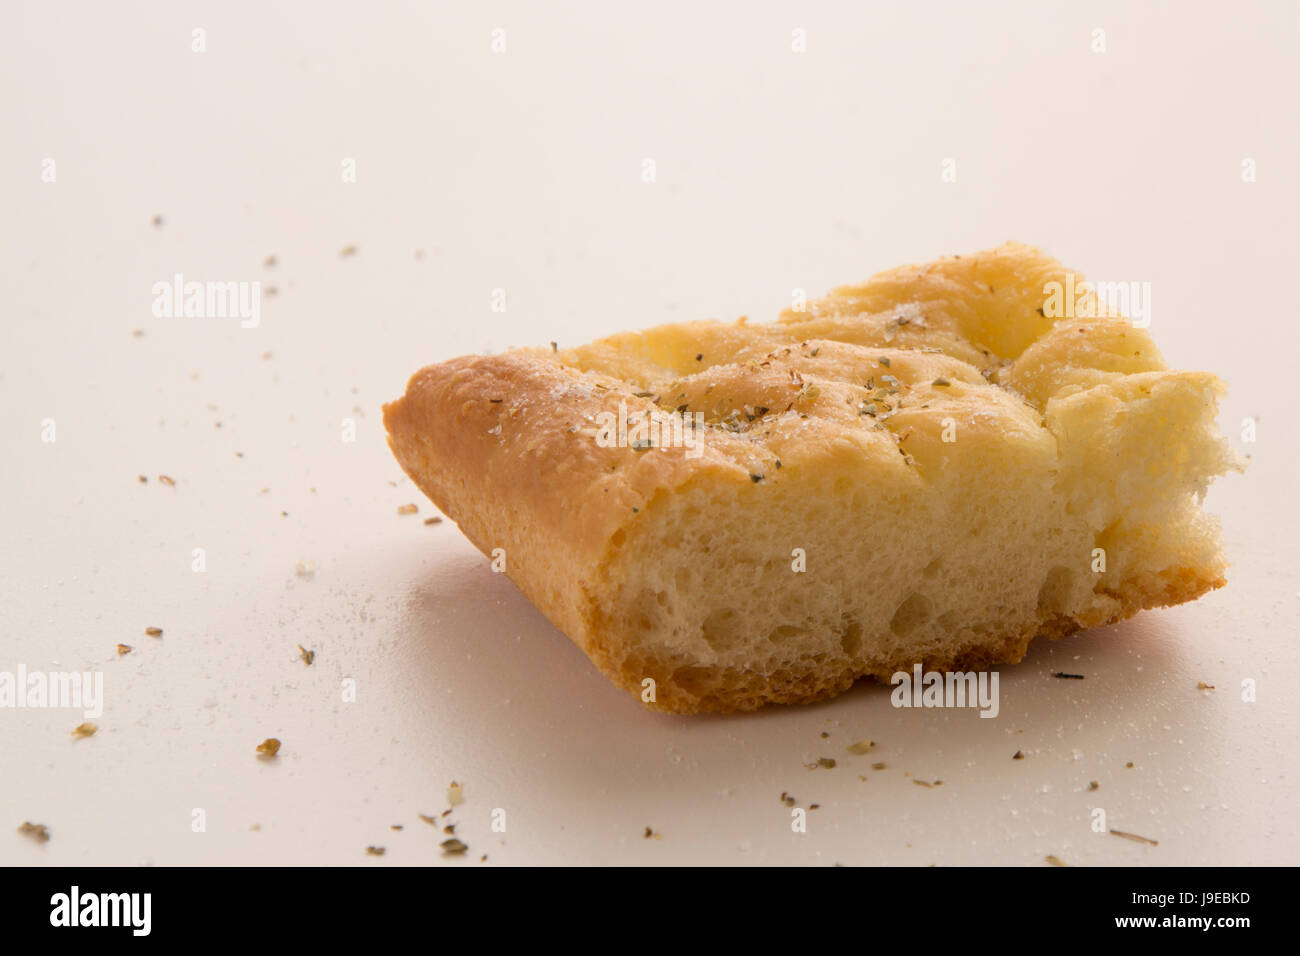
[383,243,1240,714]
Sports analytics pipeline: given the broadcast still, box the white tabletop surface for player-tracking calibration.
[2,0,1297,866]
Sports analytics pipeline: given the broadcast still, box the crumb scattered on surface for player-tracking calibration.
[18,822,50,843]
[1125,761,1134,768]
[116,644,132,655]
[298,645,315,666]
[70,722,98,738]
[817,757,836,769]
[1197,681,1215,690]
[1110,829,1158,846]
[424,516,443,525]
[397,503,418,515]
[871,762,887,771]
[365,846,385,856]
[780,792,796,807]
[263,255,277,267]
[1088,781,1099,791]
[295,560,315,579]
[145,627,163,638]
[418,814,438,827]
[446,781,464,806]
[151,214,163,227]
[846,740,874,755]
[256,738,281,758]
[158,475,175,487]
[1045,854,1068,867]
[440,838,468,855]
[340,245,357,258]
[1013,750,1024,759]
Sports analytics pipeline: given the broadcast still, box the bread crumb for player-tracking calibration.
[340,245,357,258]
[446,781,464,806]
[18,822,50,843]
[365,846,385,856]
[158,475,175,487]
[298,645,315,666]
[70,722,98,738]
[846,740,874,755]
[256,738,281,758]
[295,560,315,579]
[441,838,468,855]
[1045,854,1068,867]
[424,516,443,525]
[144,627,163,638]
[116,644,132,655]
[397,503,418,515]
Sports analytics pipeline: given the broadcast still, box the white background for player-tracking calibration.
[1,0,1296,865]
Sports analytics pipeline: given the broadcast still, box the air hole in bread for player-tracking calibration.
[1037,565,1075,615]
[840,620,863,657]
[890,592,933,637]
[700,607,740,651]
[669,665,711,697]
[767,624,806,644]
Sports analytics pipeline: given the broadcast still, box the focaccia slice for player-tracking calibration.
[383,243,1239,713]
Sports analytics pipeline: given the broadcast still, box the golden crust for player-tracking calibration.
[384,242,1236,714]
